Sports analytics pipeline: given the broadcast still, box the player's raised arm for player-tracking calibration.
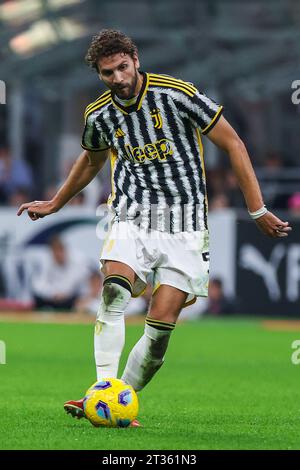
[17,149,109,221]
[206,115,292,238]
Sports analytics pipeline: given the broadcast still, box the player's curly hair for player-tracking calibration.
[85,29,138,72]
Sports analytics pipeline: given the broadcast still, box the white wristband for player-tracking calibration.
[248,205,268,220]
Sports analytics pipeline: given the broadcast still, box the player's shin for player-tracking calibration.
[121,317,175,391]
[94,275,132,380]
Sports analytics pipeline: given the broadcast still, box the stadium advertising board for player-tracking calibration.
[236,217,300,316]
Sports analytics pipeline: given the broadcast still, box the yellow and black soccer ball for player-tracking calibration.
[83,378,139,428]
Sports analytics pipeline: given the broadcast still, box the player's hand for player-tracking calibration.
[254,211,292,238]
[17,200,57,221]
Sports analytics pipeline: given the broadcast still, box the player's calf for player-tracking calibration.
[121,317,176,391]
[94,275,132,379]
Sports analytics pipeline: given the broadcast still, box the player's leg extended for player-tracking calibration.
[65,260,138,423]
[121,285,187,391]
[94,261,136,380]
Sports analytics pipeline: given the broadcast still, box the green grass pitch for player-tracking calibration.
[1,318,300,450]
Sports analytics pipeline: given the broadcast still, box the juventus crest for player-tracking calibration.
[150,108,163,129]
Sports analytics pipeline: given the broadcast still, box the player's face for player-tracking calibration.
[98,53,141,99]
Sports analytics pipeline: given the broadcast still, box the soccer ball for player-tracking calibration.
[83,378,139,428]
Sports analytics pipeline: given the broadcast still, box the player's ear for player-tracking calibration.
[133,54,140,69]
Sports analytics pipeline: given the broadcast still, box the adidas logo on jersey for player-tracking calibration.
[115,128,126,138]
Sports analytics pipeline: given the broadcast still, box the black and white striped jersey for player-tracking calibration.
[82,72,223,233]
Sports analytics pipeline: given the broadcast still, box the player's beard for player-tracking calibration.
[114,69,140,100]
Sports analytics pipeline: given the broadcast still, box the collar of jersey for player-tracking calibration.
[111,72,149,115]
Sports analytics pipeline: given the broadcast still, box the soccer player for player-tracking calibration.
[17,30,291,426]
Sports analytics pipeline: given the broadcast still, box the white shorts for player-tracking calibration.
[100,220,210,308]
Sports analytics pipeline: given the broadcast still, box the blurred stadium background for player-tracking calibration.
[1,0,300,318]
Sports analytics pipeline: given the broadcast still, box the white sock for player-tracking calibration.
[121,319,175,391]
[94,279,132,380]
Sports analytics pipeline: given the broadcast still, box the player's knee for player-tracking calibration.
[102,261,135,285]
[100,275,132,312]
[147,308,179,325]
[102,283,122,307]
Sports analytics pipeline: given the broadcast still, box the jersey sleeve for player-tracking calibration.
[81,112,111,152]
[176,89,223,135]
